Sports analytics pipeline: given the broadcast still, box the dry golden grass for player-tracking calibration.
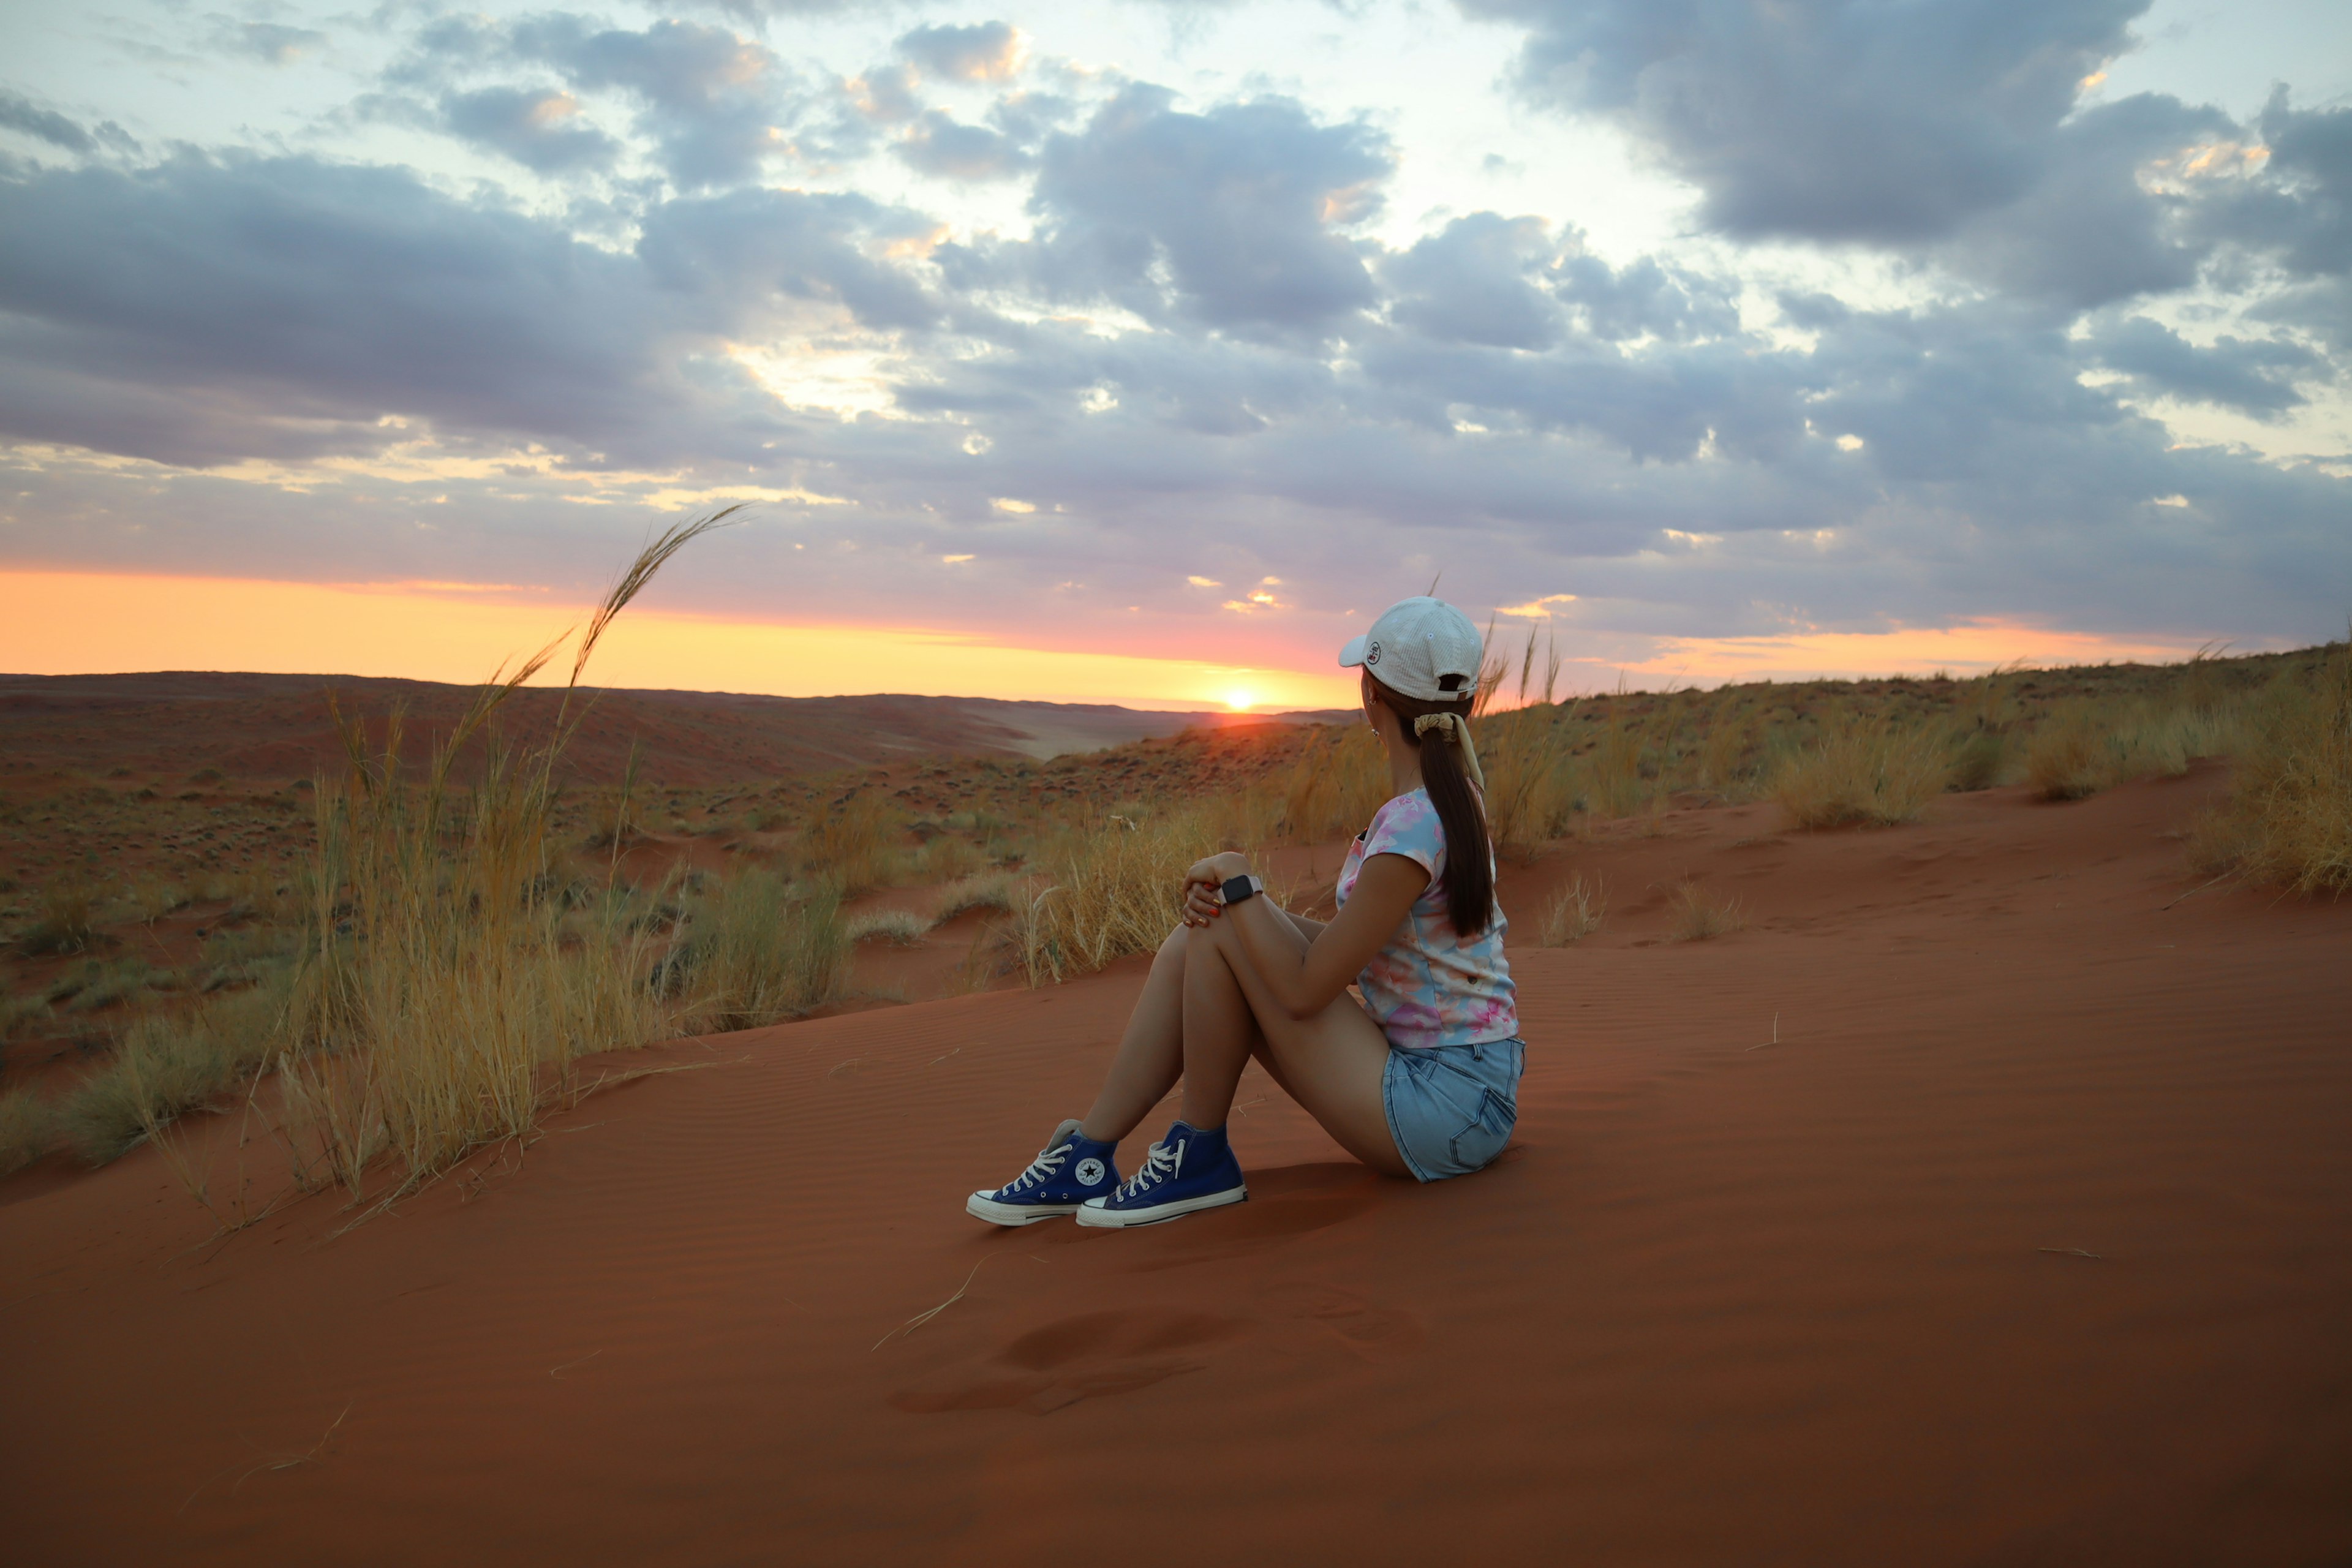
[1539,873,1606,945]
[1587,704,1655,820]
[1478,704,1583,859]
[59,984,284,1163]
[799,791,905,892]
[0,1086,55,1177]
[1774,720,1951,828]
[2196,640,2351,894]
[2022,702,2115,800]
[1667,879,1744,941]
[2026,694,2245,802]
[268,513,735,1205]
[1278,724,1387,843]
[1011,805,1240,986]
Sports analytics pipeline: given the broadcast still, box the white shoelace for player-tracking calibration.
[1005,1142,1069,1193]
[1115,1137,1185,1200]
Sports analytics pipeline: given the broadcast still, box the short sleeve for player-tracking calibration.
[1360,792,1444,881]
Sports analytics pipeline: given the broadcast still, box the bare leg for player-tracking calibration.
[1182,912,1411,1177]
[1076,924,1190,1143]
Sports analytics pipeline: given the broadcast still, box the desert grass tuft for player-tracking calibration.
[59,986,285,1164]
[1539,873,1607,946]
[678,867,852,1030]
[798,792,905,892]
[845,908,927,945]
[18,878,99,956]
[1774,720,1950,827]
[931,873,1014,925]
[2195,639,2352,893]
[1667,879,1744,942]
[0,1087,56,1177]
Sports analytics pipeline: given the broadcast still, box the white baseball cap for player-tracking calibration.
[1338,596,1483,703]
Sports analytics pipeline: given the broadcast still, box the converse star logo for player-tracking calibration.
[1074,1156,1107,1186]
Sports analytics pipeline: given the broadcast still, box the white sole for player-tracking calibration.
[967,1191,1080,1226]
[1074,1185,1248,1228]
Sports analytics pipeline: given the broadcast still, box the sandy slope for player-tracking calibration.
[3,767,2347,1565]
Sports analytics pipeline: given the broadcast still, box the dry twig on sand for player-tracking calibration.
[873,1258,990,1351]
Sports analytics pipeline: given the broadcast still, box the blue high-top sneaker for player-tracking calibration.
[1075,1121,1246,1228]
[967,1118,1120,1226]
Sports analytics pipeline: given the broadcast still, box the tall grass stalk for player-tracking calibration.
[274,512,736,1204]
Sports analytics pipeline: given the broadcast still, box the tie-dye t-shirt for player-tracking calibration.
[1333,788,1518,1050]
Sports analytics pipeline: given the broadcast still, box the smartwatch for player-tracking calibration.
[1219,873,1264,907]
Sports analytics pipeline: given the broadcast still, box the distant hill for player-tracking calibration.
[0,671,1352,789]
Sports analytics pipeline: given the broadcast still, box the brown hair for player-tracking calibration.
[1363,671,1496,938]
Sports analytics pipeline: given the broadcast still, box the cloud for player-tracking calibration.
[895,110,1030,181]
[2192,89,2352,285]
[219,21,329,66]
[0,90,134,157]
[400,15,802,189]
[0,153,725,466]
[2083,316,2324,418]
[895,22,1025,82]
[1461,0,2333,309]
[1018,85,1392,333]
[638,186,944,331]
[440,88,622,175]
[1381,214,1562,349]
[1470,0,2139,243]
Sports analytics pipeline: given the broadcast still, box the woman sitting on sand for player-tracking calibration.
[969,595,1521,1228]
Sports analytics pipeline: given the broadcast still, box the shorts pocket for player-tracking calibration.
[1446,1085,1517,1172]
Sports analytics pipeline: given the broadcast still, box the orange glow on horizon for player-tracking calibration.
[0,570,1355,712]
[0,570,2253,714]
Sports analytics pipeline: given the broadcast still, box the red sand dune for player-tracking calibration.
[3,765,2347,1564]
[0,671,1343,788]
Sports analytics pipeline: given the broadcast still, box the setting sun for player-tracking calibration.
[1223,688,1256,711]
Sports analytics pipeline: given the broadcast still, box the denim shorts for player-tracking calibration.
[1381,1038,1525,1183]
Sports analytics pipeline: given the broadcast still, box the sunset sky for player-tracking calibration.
[1,0,2346,709]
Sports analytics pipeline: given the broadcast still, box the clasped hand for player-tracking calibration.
[1180,850,1253,927]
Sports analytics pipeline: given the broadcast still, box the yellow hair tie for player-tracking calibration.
[1410,711,1486,793]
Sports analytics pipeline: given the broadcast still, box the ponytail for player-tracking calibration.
[1366,674,1496,938]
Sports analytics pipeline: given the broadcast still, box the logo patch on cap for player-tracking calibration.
[1365,639,1381,665]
